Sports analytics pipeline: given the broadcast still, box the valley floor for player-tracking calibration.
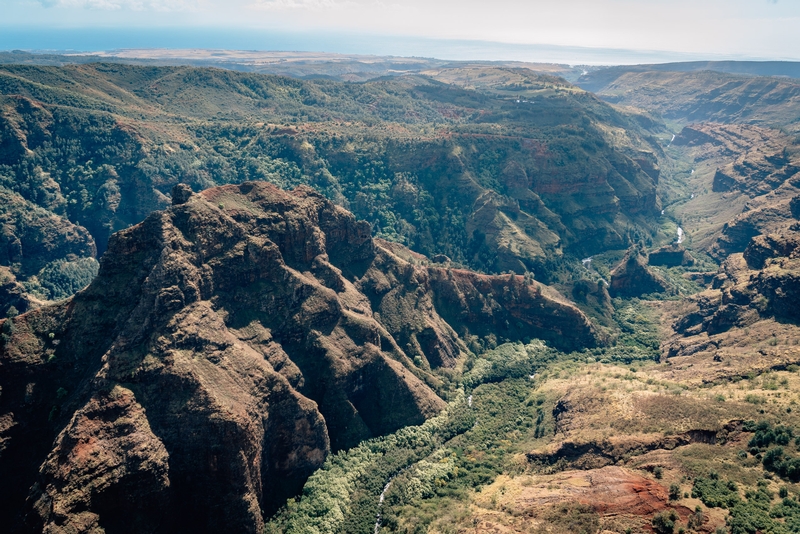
[266,296,800,534]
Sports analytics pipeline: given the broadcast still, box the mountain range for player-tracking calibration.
[2,54,800,534]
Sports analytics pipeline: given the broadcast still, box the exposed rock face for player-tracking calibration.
[0,266,37,317]
[170,183,193,205]
[712,200,795,260]
[672,124,720,148]
[673,230,800,344]
[674,124,800,196]
[467,466,714,534]
[0,181,599,533]
[791,195,800,219]
[609,249,670,298]
[648,244,694,267]
[672,254,762,338]
[743,232,800,270]
[650,121,800,261]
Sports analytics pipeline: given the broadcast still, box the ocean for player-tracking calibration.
[0,27,762,66]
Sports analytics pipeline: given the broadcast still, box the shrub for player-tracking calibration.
[748,422,793,449]
[652,509,678,534]
[745,394,766,405]
[687,506,704,530]
[692,476,740,508]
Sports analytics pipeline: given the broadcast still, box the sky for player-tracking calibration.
[1,0,799,62]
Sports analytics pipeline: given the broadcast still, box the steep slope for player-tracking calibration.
[608,247,670,298]
[665,195,800,365]
[656,123,800,260]
[577,69,800,132]
[0,181,598,533]
[672,123,798,197]
[0,188,98,316]
[0,63,663,315]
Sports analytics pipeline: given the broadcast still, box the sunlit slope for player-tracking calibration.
[0,63,666,317]
[578,69,800,133]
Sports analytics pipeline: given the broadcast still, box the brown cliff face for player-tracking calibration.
[0,181,599,533]
[673,124,799,198]
[668,225,800,358]
[648,244,694,267]
[609,248,670,298]
[656,122,800,260]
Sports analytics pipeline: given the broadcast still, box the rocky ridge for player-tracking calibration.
[0,63,665,315]
[657,122,800,260]
[0,181,599,533]
[608,247,670,298]
[666,199,800,361]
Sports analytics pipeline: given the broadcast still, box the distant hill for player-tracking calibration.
[577,60,800,93]
[577,67,800,133]
[0,50,583,82]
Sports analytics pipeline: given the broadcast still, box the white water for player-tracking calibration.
[468,394,473,407]
[676,227,684,244]
[581,257,592,268]
[374,479,394,534]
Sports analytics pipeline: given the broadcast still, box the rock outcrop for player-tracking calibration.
[0,182,599,533]
[791,195,800,219]
[743,232,800,270]
[648,244,694,267]
[609,248,670,298]
[672,229,800,343]
[712,199,795,259]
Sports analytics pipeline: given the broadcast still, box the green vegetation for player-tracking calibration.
[1,62,667,313]
[692,474,800,534]
[687,421,800,534]
[264,339,569,534]
[653,509,679,534]
[23,257,99,301]
[264,391,475,534]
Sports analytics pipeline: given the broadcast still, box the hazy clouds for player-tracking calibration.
[9,0,799,60]
[36,0,201,9]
